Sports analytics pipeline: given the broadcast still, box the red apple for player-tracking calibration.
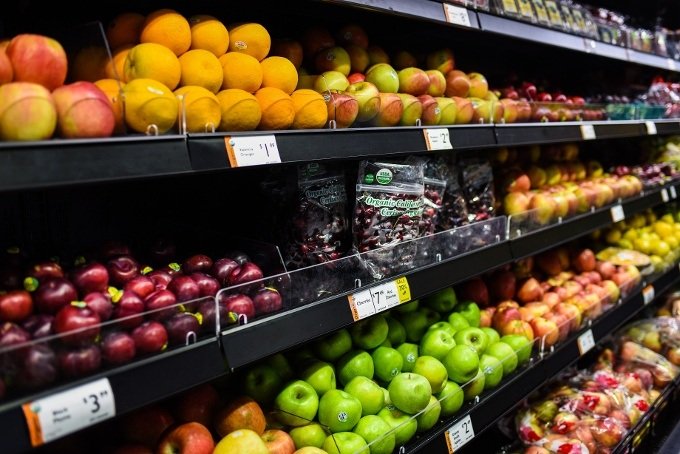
[71,262,109,295]
[553,302,581,332]
[125,276,156,299]
[489,269,516,301]
[6,34,67,90]
[144,289,178,320]
[131,321,168,354]
[572,249,596,272]
[190,272,220,297]
[596,261,616,280]
[459,277,489,307]
[54,302,101,346]
[492,306,522,331]
[326,91,359,128]
[0,82,57,140]
[183,254,213,274]
[480,307,495,328]
[121,405,174,448]
[34,277,78,314]
[107,256,140,287]
[165,312,201,345]
[371,92,403,127]
[84,291,113,321]
[517,278,544,303]
[271,39,303,68]
[58,344,101,378]
[28,261,64,282]
[252,287,283,315]
[261,429,295,454]
[445,70,470,97]
[168,275,200,303]
[148,270,173,290]
[452,96,473,124]
[542,292,560,308]
[228,262,264,286]
[543,312,569,341]
[0,290,33,322]
[101,331,136,365]
[22,314,54,338]
[500,319,534,340]
[0,48,12,84]
[173,383,220,426]
[218,293,255,319]
[113,290,145,329]
[530,316,559,347]
[0,321,31,348]
[52,82,115,138]
[348,72,365,84]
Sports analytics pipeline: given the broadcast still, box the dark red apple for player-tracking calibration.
[28,261,64,282]
[35,278,78,314]
[144,289,178,320]
[121,405,174,448]
[22,314,54,338]
[168,275,200,304]
[228,262,264,286]
[0,290,33,322]
[183,255,213,274]
[198,300,227,331]
[459,278,489,307]
[17,344,58,389]
[211,258,240,286]
[100,241,131,259]
[148,270,173,290]
[190,273,220,297]
[173,384,220,426]
[58,344,101,378]
[54,302,101,346]
[132,321,168,354]
[227,251,251,266]
[84,292,113,321]
[0,321,30,348]
[218,293,255,318]
[107,256,140,287]
[101,331,136,365]
[165,313,201,346]
[112,291,145,329]
[71,262,109,295]
[489,270,516,301]
[125,276,156,299]
[252,287,283,315]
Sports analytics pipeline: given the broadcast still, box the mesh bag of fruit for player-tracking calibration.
[353,160,424,278]
[460,158,496,223]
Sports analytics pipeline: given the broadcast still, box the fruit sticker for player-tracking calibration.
[234,40,247,50]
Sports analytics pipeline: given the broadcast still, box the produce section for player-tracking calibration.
[2,0,680,453]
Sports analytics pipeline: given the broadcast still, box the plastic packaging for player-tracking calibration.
[460,158,496,222]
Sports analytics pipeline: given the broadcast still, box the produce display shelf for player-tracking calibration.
[404,262,680,453]
[0,338,225,454]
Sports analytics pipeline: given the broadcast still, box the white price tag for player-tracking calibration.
[443,4,472,27]
[610,204,625,223]
[225,135,281,167]
[22,378,115,447]
[577,329,596,356]
[667,59,677,71]
[580,124,596,140]
[423,128,453,150]
[584,39,597,53]
[348,277,411,321]
[662,189,670,203]
[643,285,655,305]
[671,186,678,199]
[445,415,475,453]
[645,121,658,135]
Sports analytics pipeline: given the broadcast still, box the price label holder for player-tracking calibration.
[642,285,655,305]
[443,4,472,27]
[662,188,670,203]
[423,128,453,150]
[348,277,411,321]
[610,204,625,223]
[584,39,597,53]
[670,186,677,200]
[22,378,115,447]
[667,59,678,71]
[580,124,596,140]
[445,415,475,453]
[645,121,658,135]
[577,329,595,355]
[224,135,281,167]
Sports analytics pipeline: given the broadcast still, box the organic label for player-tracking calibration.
[445,415,475,453]
[577,329,595,355]
[423,128,453,150]
[376,169,393,185]
[225,135,281,167]
[22,378,115,447]
[348,277,411,321]
[443,4,472,27]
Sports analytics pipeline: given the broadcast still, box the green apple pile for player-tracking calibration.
[240,287,532,453]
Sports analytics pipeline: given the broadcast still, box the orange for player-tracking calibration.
[290,89,328,129]
[124,43,181,90]
[260,56,298,95]
[122,78,178,134]
[255,87,294,130]
[178,49,223,94]
[140,9,191,56]
[94,78,125,133]
[105,45,132,81]
[216,89,261,131]
[174,86,221,133]
[71,46,108,82]
[106,12,144,49]
[228,23,271,61]
[219,52,262,93]
[189,15,229,56]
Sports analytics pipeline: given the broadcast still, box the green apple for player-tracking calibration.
[350,316,389,350]
[274,380,320,426]
[318,389,363,433]
[447,313,470,333]
[481,327,500,346]
[372,346,404,383]
[437,381,464,417]
[419,328,456,361]
[288,347,317,369]
[453,327,489,356]
[485,342,518,376]
[266,353,294,381]
[395,342,418,372]
[412,356,448,393]
[454,301,481,327]
[381,387,391,406]
[377,405,418,446]
[290,423,328,449]
[314,70,350,93]
[385,316,406,345]
[463,368,485,400]
[416,396,441,432]
[427,321,457,338]
[394,300,418,313]
[443,345,479,384]
[423,287,457,312]
[344,376,385,416]
[399,309,440,342]
[479,354,503,390]
[322,432,368,454]
[241,363,282,404]
[346,81,381,122]
[314,329,352,362]
[380,339,391,348]
[337,349,374,386]
[301,360,337,396]
[353,415,395,454]
[500,334,532,364]
[388,372,432,414]
[365,63,400,93]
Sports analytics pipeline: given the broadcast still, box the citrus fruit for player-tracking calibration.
[105,46,132,81]
[178,49,223,94]
[228,23,271,61]
[255,87,295,130]
[189,15,229,56]
[124,43,181,90]
[107,12,144,49]
[94,78,125,133]
[140,9,191,56]
[219,52,262,93]
[174,86,221,133]
[122,78,177,134]
[260,56,298,94]
[290,89,328,129]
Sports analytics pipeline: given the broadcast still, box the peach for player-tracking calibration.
[452,96,473,124]
[0,49,12,84]
[445,70,470,97]
[6,34,67,91]
[425,70,446,97]
[52,82,116,138]
[397,67,430,96]
[0,82,57,140]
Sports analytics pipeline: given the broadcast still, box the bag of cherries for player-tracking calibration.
[353,160,425,278]
[460,158,496,223]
